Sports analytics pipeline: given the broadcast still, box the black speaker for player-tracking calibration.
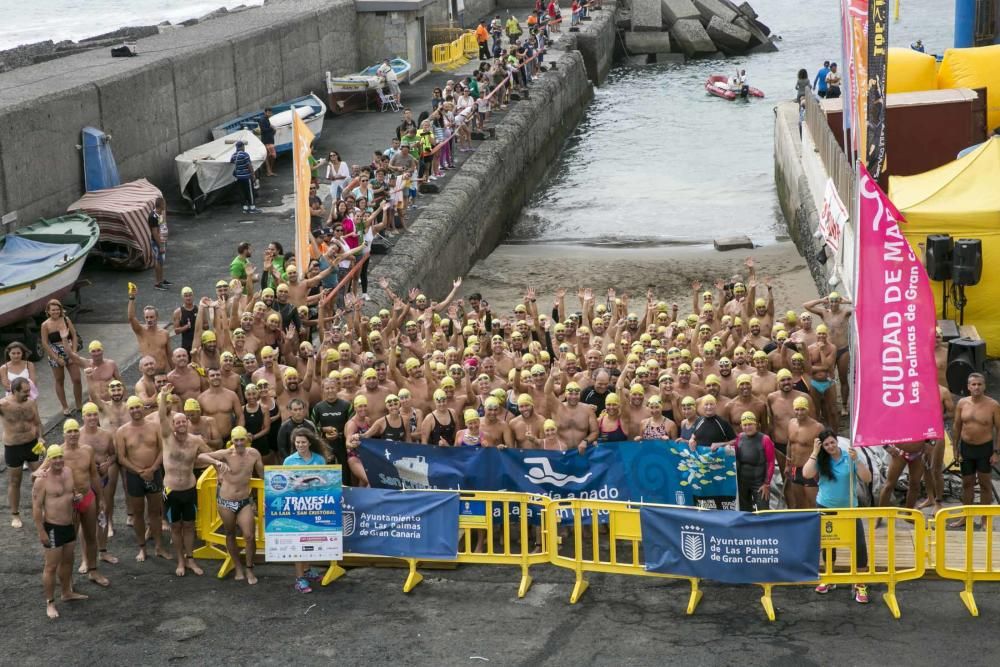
[924,234,953,281]
[952,238,983,287]
[946,337,987,395]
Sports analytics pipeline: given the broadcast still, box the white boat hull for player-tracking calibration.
[274,111,325,153]
[0,253,88,328]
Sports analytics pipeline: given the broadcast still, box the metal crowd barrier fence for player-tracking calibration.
[193,470,997,621]
[544,499,705,612]
[756,507,926,620]
[431,31,474,71]
[934,505,1000,617]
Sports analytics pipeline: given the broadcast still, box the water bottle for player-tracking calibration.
[98,510,107,529]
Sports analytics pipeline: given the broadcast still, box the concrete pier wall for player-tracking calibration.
[371,47,595,303]
[0,0,361,226]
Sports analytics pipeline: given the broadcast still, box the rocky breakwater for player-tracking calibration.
[618,0,777,64]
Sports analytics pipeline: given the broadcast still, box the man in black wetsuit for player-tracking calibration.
[311,379,354,482]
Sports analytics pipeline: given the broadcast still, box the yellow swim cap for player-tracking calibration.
[704,374,721,386]
[404,357,421,370]
[463,409,480,423]
[354,395,369,407]
[776,368,793,380]
[184,398,201,412]
[230,426,249,441]
[325,349,341,362]
[629,384,645,396]
[81,402,99,416]
[484,397,500,409]
[260,345,275,358]
[793,396,810,410]
[566,382,582,392]
[62,419,80,433]
[754,298,766,308]
[681,396,697,406]
[126,396,144,409]
[261,288,275,298]
[816,324,829,334]
[678,363,692,373]
[543,419,558,432]
[440,377,456,389]
[88,340,103,353]
[46,444,64,458]
[384,394,399,405]
[740,411,758,425]
[737,374,752,386]
[605,392,621,406]
[517,393,534,406]
[362,368,377,380]
[285,367,300,379]
[433,389,447,402]
[701,395,717,405]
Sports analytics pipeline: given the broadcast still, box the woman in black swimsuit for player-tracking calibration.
[364,394,410,442]
[257,379,282,458]
[243,383,273,463]
[420,389,457,445]
[597,393,629,443]
[344,395,372,486]
[399,388,423,437]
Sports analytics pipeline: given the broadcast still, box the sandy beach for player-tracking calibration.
[462,241,819,317]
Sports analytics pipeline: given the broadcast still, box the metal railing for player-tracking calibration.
[804,92,854,206]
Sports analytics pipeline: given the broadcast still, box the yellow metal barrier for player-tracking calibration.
[397,490,552,597]
[756,507,926,620]
[545,499,705,613]
[934,505,1000,616]
[431,43,451,70]
[463,32,479,58]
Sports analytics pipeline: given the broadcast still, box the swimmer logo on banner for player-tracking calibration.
[263,466,343,562]
[292,113,314,281]
[851,164,943,446]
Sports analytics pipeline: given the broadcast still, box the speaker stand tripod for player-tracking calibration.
[951,282,967,325]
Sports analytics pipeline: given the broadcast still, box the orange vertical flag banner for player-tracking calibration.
[292,113,315,279]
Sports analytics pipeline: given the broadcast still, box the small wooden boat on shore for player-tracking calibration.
[326,58,411,113]
[705,74,764,100]
[211,93,326,153]
[0,214,98,330]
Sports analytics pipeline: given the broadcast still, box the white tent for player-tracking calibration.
[175,130,266,205]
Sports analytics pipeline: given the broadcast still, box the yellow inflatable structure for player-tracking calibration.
[937,44,1000,132]
[887,47,937,94]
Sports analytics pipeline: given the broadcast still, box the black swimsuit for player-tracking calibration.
[266,401,281,454]
[429,410,457,445]
[244,403,267,454]
[381,415,407,442]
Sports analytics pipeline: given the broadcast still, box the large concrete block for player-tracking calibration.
[738,1,758,19]
[707,15,751,52]
[625,31,673,54]
[669,18,716,55]
[733,15,772,46]
[316,2,359,75]
[97,60,179,187]
[278,15,322,100]
[692,0,738,23]
[230,28,284,112]
[631,0,663,31]
[0,84,101,223]
[170,44,239,151]
[661,0,700,23]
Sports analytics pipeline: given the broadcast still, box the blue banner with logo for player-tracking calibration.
[342,487,459,559]
[263,466,343,562]
[640,507,820,584]
[357,439,736,508]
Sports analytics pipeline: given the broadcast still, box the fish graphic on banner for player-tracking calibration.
[866,0,889,178]
[640,507,820,584]
[851,164,943,446]
[356,439,737,509]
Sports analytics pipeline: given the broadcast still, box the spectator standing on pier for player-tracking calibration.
[813,60,830,98]
[231,140,260,214]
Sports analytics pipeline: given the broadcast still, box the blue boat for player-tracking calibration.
[81,127,121,192]
[210,92,327,154]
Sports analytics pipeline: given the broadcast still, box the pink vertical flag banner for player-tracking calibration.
[851,163,943,446]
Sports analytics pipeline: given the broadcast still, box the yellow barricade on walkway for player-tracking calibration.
[463,32,479,58]
[545,499,705,613]
[756,507,926,620]
[934,505,1000,616]
[393,490,552,597]
[431,43,452,71]
[430,31,474,71]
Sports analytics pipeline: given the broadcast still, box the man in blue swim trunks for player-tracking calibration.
[198,426,263,584]
[808,324,839,432]
[803,291,853,415]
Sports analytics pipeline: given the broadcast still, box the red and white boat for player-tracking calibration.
[705,74,765,100]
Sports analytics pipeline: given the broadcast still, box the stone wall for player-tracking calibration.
[370,48,595,304]
[0,0,360,225]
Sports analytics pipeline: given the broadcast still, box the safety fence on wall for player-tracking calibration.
[195,470,999,620]
[804,91,854,207]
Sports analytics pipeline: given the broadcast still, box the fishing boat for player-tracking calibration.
[175,130,267,211]
[0,214,99,337]
[210,92,326,153]
[81,127,121,192]
[705,74,765,100]
[326,58,411,113]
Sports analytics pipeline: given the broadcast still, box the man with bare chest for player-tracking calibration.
[2,378,43,527]
[80,402,119,544]
[115,396,167,562]
[198,427,263,585]
[546,378,597,454]
[97,379,129,431]
[166,348,204,402]
[479,398,513,447]
[127,287,171,371]
[159,387,212,576]
[950,373,1000,527]
[787,397,824,509]
[32,446,89,619]
[510,394,545,449]
[198,368,243,437]
[72,340,122,402]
